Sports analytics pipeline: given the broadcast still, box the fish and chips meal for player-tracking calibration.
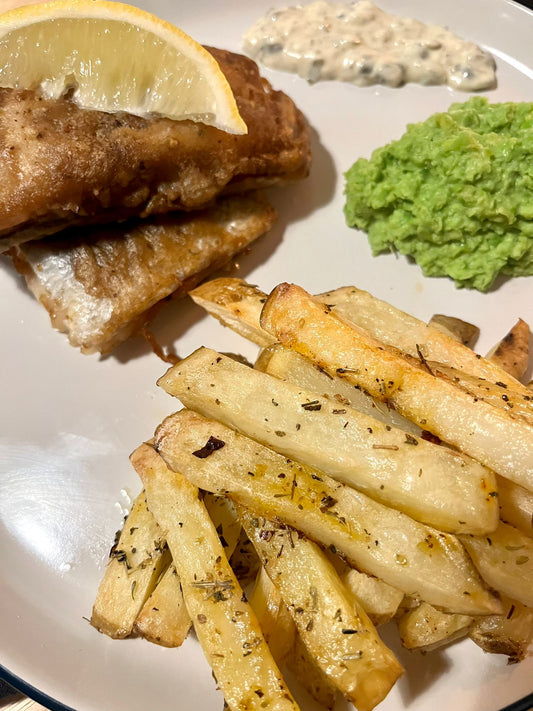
[0,4,311,352]
[91,277,533,710]
[1,0,533,710]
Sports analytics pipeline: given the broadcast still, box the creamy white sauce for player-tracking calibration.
[243,0,496,91]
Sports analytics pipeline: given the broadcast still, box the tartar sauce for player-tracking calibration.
[243,0,496,91]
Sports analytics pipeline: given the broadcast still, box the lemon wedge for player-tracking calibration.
[0,0,247,133]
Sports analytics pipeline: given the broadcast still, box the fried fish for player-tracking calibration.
[0,47,310,252]
[9,192,277,354]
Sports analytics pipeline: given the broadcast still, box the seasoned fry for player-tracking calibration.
[159,347,497,534]
[469,595,533,663]
[260,283,533,492]
[248,573,338,709]
[318,285,531,397]
[497,476,533,538]
[91,488,170,639]
[255,343,422,436]
[460,522,533,607]
[334,564,404,627]
[92,274,533,710]
[487,319,531,381]
[248,566,296,663]
[133,554,199,648]
[134,493,241,647]
[133,564,191,647]
[429,363,533,428]
[428,314,480,348]
[287,634,338,710]
[238,507,403,711]
[190,278,274,347]
[155,409,501,615]
[191,278,531,399]
[397,602,472,652]
[229,528,261,588]
[131,443,299,711]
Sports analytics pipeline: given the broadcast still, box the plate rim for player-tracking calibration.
[2,0,533,709]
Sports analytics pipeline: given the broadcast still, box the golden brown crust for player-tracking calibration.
[0,47,310,250]
[9,192,277,354]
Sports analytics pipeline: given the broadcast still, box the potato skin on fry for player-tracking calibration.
[469,595,533,663]
[487,318,531,382]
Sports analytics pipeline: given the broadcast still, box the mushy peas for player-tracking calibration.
[344,97,533,291]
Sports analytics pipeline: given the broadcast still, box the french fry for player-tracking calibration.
[318,285,531,398]
[397,602,472,652]
[334,564,404,627]
[131,443,299,711]
[469,595,533,663]
[248,570,337,710]
[460,522,533,607]
[154,409,501,616]
[192,278,531,400]
[247,569,340,709]
[497,476,533,538]
[287,633,338,710]
[190,278,274,347]
[428,314,480,348]
[229,528,261,589]
[133,564,191,647]
[158,348,498,534]
[255,343,423,437]
[329,292,532,423]
[133,493,241,647]
[190,277,532,430]
[91,488,170,639]
[260,283,533,493]
[325,550,404,627]
[238,507,403,711]
[474,323,533,542]
[248,566,296,664]
[486,319,531,382]
[429,363,533,428]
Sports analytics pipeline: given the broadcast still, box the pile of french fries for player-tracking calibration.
[91,278,533,711]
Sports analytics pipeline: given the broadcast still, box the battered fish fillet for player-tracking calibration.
[9,193,277,354]
[0,47,310,252]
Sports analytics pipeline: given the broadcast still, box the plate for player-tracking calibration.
[1,1,533,710]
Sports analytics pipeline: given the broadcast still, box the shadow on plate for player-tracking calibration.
[379,622,452,705]
[111,125,336,364]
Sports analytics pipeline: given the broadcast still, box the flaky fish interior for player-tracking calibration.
[9,192,277,355]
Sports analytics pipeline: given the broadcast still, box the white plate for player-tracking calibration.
[1,1,533,710]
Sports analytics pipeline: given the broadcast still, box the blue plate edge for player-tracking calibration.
[2,662,531,711]
[0,664,75,711]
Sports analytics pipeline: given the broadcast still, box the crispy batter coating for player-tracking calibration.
[9,192,277,354]
[0,48,310,251]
